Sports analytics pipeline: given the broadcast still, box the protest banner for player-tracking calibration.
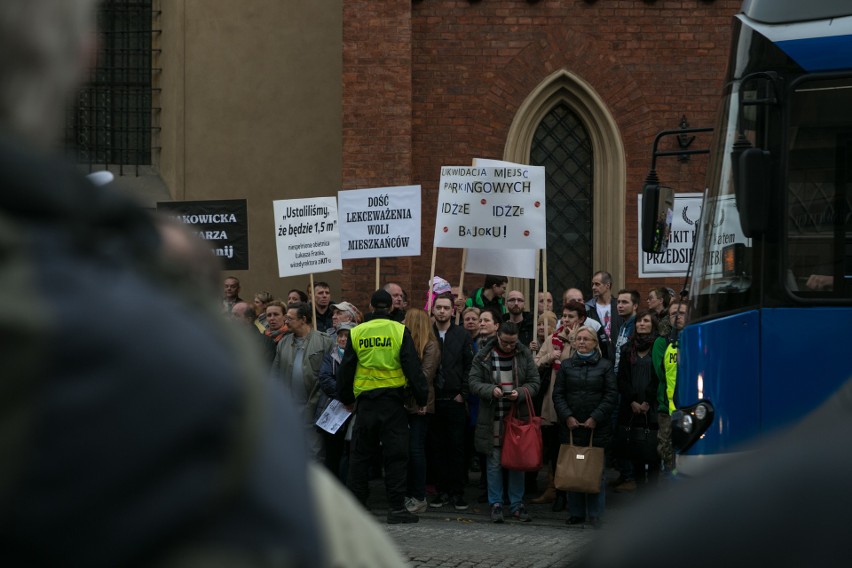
[338,185,421,259]
[638,192,702,278]
[157,199,249,270]
[464,249,537,279]
[464,159,539,279]
[433,165,546,249]
[273,197,342,278]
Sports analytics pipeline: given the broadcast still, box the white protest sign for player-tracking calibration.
[638,193,702,277]
[337,185,421,259]
[273,197,342,277]
[465,249,537,279]
[466,159,539,277]
[434,165,546,249]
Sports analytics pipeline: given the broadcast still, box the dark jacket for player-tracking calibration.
[468,337,540,454]
[316,345,343,421]
[338,311,428,406]
[313,304,334,333]
[616,342,660,427]
[0,135,322,565]
[502,311,535,347]
[432,321,473,399]
[552,350,617,448]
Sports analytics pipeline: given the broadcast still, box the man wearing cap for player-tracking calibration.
[327,301,360,336]
[339,289,428,524]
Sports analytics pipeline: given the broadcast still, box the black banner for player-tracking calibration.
[157,199,249,270]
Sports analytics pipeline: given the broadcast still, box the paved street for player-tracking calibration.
[363,469,640,567]
[385,510,596,567]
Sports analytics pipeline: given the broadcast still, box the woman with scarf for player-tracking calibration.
[614,309,661,490]
[469,320,540,523]
[534,302,598,510]
[552,325,617,527]
[264,300,290,344]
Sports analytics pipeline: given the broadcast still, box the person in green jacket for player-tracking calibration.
[652,299,690,473]
[465,274,508,315]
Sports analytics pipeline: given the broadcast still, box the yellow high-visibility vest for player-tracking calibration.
[665,342,678,414]
[350,318,406,398]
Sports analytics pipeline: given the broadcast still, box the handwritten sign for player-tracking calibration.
[434,165,546,249]
[337,185,421,259]
[273,197,342,277]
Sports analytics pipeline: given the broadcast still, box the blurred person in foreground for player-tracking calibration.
[580,376,852,568]
[0,2,405,565]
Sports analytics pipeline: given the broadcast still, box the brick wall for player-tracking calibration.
[342,0,741,311]
[342,0,415,310]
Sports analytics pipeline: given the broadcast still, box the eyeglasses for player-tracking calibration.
[498,337,518,349]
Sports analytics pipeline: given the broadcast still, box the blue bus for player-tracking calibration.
[643,0,852,473]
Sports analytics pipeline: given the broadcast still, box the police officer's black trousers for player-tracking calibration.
[347,395,409,511]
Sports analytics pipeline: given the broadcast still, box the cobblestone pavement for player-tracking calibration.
[364,468,641,567]
[385,512,596,567]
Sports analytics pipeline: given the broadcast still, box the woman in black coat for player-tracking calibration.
[552,325,617,527]
[615,310,660,490]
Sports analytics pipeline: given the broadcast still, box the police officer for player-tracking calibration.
[339,289,428,524]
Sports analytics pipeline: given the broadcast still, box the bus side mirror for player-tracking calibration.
[641,179,674,254]
[733,146,771,238]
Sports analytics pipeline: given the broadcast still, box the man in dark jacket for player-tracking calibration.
[428,292,474,510]
[339,289,428,524]
[503,289,535,347]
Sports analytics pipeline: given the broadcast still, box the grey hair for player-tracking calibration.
[0,0,98,148]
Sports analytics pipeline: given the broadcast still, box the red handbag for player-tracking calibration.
[500,386,543,471]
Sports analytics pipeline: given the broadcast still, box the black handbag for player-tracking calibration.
[614,414,658,463]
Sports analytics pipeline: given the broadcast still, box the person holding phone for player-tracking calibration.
[468,321,540,524]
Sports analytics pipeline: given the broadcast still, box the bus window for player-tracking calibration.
[786,76,852,300]
[690,84,758,320]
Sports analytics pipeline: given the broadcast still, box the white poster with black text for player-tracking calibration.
[273,197,342,277]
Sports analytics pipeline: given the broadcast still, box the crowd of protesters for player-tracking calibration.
[223,271,690,527]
